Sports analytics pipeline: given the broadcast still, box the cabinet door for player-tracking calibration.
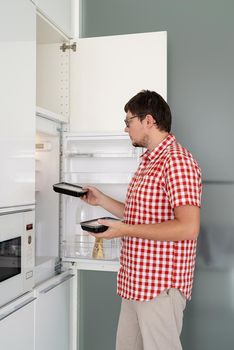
[70,31,167,132]
[35,274,75,350]
[36,14,70,122]
[0,0,36,208]
[36,0,71,36]
[0,298,35,350]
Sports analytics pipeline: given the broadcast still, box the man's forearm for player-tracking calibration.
[97,205,200,241]
[125,219,198,241]
[125,205,200,241]
[100,194,125,219]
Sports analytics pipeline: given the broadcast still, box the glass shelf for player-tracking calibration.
[63,172,133,184]
[64,152,138,158]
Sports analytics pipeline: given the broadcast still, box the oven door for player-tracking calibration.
[0,236,21,284]
[0,211,33,307]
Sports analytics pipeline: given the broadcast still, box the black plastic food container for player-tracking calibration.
[80,217,119,233]
[53,182,88,197]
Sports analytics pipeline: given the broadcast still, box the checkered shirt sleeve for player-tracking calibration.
[165,151,201,209]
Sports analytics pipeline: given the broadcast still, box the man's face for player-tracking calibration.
[124,111,148,148]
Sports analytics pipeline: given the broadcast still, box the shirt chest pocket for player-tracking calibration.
[126,175,167,223]
[132,174,165,201]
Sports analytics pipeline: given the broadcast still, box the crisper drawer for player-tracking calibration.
[62,234,120,261]
[61,194,121,262]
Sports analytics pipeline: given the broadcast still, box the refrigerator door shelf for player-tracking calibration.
[63,172,134,184]
[64,133,142,156]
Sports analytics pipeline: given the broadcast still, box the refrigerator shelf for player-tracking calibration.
[64,152,137,158]
[63,172,133,184]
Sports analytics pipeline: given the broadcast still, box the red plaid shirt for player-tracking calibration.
[117,134,202,301]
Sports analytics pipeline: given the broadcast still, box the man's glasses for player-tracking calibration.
[124,115,139,128]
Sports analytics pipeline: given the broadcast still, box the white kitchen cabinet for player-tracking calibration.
[0,294,35,350]
[34,272,76,350]
[0,0,36,209]
[69,32,167,132]
[36,15,167,130]
[36,12,70,122]
[35,0,72,37]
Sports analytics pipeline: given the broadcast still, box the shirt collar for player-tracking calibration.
[141,133,176,162]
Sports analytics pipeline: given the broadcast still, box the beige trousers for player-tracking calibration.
[116,289,186,350]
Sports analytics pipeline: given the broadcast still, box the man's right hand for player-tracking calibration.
[81,186,105,206]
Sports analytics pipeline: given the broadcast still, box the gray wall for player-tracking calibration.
[79,1,234,349]
[81,0,234,181]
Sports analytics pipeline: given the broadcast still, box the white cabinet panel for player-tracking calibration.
[35,274,75,350]
[36,41,69,121]
[70,31,167,133]
[0,297,35,350]
[0,0,36,208]
[36,0,71,37]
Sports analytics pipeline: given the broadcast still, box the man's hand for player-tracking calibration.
[90,219,127,240]
[81,186,105,206]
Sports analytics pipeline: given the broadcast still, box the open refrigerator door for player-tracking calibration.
[61,133,142,271]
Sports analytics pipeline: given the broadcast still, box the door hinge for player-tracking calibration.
[60,42,77,52]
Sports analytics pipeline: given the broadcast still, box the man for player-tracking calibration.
[82,90,202,350]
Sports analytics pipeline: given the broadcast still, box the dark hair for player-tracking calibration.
[124,90,171,132]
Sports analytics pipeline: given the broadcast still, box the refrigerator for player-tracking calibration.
[35,119,143,348]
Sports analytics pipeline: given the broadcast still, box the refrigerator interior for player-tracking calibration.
[35,117,61,280]
[61,134,141,262]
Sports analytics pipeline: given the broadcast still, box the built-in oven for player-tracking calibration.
[0,210,35,307]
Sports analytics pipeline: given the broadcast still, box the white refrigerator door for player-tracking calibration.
[70,31,167,133]
[0,0,36,209]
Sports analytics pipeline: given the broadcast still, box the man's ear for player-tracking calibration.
[145,114,156,127]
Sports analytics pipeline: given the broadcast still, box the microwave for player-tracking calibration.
[0,210,35,307]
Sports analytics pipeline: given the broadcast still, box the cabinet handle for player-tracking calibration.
[0,297,36,322]
[40,274,74,294]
